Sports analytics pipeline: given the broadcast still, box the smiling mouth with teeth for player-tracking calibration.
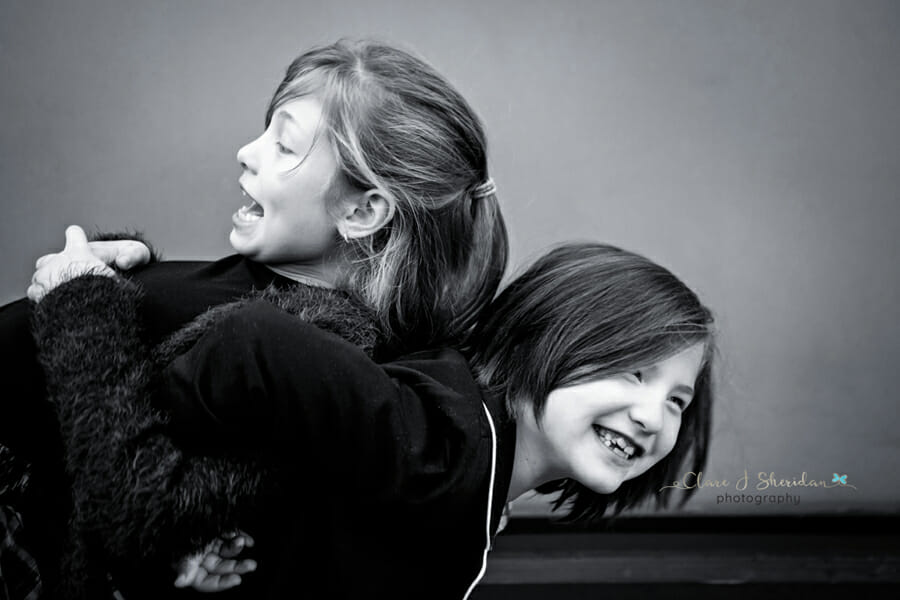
[593,425,643,460]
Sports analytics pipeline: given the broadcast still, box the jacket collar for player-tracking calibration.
[482,391,516,537]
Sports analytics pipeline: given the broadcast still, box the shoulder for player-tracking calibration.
[126,255,241,287]
[256,285,381,356]
[126,256,288,341]
[157,285,381,365]
[386,347,481,400]
[165,300,486,444]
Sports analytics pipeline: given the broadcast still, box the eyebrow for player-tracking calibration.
[276,108,324,148]
[641,364,695,398]
[275,109,307,136]
[672,384,695,398]
[278,109,297,124]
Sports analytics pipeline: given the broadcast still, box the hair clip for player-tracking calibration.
[471,177,496,199]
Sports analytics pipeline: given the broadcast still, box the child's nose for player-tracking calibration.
[236,138,259,174]
[627,392,666,434]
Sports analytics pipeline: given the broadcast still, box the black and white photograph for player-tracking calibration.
[1,1,898,598]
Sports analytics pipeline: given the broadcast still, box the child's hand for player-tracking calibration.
[29,231,150,291]
[173,531,257,592]
[27,225,116,302]
[85,239,151,271]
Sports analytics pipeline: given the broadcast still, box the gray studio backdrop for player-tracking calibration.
[2,0,898,516]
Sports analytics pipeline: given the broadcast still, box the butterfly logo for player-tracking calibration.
[832,473,847,485]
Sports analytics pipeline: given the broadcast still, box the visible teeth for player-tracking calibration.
[596,426,638,458]
[236,205,262,222]
[610,446,629,459]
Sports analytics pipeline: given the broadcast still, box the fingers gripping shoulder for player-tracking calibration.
[88,229,163,264]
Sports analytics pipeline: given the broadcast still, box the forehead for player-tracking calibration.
[271,97,325,133]
[653,343,707,382]
[269,67,330,118]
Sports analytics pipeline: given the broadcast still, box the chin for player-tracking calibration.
[581,475,625,495]
[229,231,255,258]
[229,228,241,248]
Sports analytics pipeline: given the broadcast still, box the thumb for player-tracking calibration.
[63,225,90,252]
[174,554,201,588]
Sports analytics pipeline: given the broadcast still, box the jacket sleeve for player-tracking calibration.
[31,275,270,565]
[159,299,486,503]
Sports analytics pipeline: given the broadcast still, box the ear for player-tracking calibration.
[337,189,396,240]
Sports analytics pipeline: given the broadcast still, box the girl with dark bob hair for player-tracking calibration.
[470,242,714,523]
[28,241,715,600]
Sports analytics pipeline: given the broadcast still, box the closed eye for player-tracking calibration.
[276,141,295,155]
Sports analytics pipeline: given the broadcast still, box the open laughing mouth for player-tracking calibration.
[235,188,265,223]
[592,425,645,461]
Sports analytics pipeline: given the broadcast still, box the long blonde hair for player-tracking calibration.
[266,39,508,352]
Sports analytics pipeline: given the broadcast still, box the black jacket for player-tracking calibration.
[159,300,517,599]
[33,274,515,599]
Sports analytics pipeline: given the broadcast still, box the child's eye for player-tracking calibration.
[630,371,643,383]
[669,396,688,410]
[276,142,294,155]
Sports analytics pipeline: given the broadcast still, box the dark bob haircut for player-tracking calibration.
[468,242,716,523]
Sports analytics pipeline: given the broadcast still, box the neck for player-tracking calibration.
[506,413,559,503]
[265,263,336,288]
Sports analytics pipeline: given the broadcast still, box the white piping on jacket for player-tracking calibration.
[462,402,498,600]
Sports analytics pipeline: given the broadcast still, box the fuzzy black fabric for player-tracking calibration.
[0,231,158,504]
[31,274,380,599]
